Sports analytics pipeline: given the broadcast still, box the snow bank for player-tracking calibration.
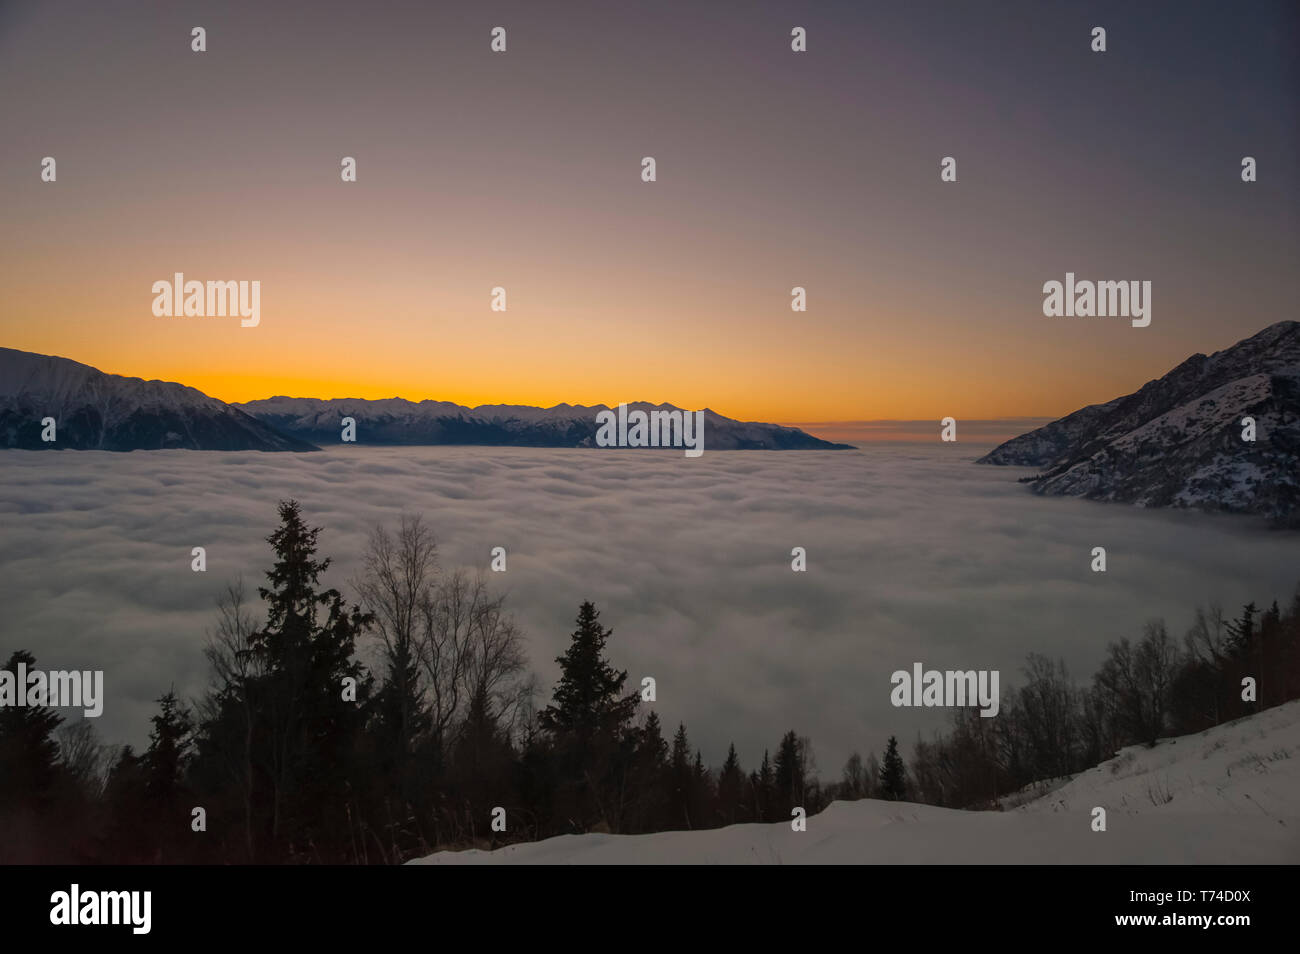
[412,701,1300,864]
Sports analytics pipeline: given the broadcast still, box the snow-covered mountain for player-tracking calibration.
[0,348,318,452]
[978,321,1300,524]
[412,700,1300,864]
[0,348,851,452]
[234,397,854,450]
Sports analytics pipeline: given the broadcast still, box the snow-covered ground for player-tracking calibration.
[412,701,1300,864]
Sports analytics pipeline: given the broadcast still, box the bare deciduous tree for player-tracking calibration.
[356,514,439,760]
[356,517,529,759]
[1094,620,1181,747]
[56,719,109,798]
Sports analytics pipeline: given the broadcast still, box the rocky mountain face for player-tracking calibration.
[0,349,319,451]
[978,321,1300,525]
[234,397,854,450]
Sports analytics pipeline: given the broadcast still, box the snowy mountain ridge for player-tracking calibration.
[234,397,854,450]
[0,348,317,451]
[978,321,1300,524]
[0,348,852,451]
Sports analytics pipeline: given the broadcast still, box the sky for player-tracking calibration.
[0,0,1296,423]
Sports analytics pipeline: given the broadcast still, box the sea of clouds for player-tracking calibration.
[1,443,1297,776]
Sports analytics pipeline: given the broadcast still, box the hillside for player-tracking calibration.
[411,700,1300,864]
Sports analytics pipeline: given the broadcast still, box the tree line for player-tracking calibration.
[2,499,1297,861]
[838,595,1300,810]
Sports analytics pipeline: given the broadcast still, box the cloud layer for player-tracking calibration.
[1,444,1296,775]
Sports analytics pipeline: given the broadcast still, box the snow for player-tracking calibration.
[1109,374,1274,455]
[411,701,1300,864]
[0,347,226,423]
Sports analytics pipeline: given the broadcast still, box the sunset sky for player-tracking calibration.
[1,0,1296,424]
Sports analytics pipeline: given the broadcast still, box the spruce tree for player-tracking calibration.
[668,723,692,828]
[144,690,194,807]
[139,690,195,861]
[539,601,638,831]
[372,634,430,803]
[717,743,744,824]
[1226,602,1258,659]
[755,749,774,821]
[102,746,149,862]
[773,729,805,815]
[0,651,63,812]
[638,711,668,765]
[243,500,373,857]
[881,735,907,800]
[630,711,668,831]
[690,749,711,828]
[539,601,637,739]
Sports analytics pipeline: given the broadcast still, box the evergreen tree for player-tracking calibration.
[1226,602,1258,659]
[372,631,431,805]
[449,682,516,846]
[0,651,63,812]
[0,651,71,861]
[753,749,774,821]
[538,601,638,831]
[690,749,711,827]
[230,500,373,858]
[773,729,805,815]
[638,711,668,765]
[539,602,637,739]
[102,746,149,862]
[629,711,668,831]
[668,723,692,828]
[881,735,907,800]
[717,743,744,824]
[143,690,194,807]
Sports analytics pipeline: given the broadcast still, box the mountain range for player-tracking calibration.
[0,348,850,452]
[232,396,853,450]
[978,320,1300,525]
[5,320,1296,523]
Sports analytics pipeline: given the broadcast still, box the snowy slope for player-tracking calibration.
[411,701,1300,864]
[0,348,317,451]
[978,321,1300,524]
[235,398,854,450]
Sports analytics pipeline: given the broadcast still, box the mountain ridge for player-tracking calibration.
[0,348,318,452]
[0,348,853,451]
[978,321,1300,524]
[233,395,854,450]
